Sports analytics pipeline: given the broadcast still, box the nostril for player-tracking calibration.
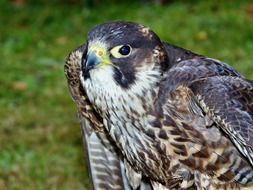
[98,50,103,57]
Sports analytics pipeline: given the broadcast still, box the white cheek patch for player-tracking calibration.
[80,64,160,116]
[80,66,119,110]
[91,66,116,85]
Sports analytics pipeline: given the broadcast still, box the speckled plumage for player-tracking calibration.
[65,21,253,190]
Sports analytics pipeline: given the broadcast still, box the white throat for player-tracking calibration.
[80,65,161,117]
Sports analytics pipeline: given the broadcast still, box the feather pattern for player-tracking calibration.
[65,44,153,190]
[65,21,253,190]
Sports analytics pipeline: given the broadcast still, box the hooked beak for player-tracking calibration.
[82,52,100,73]
[81,46,111,79]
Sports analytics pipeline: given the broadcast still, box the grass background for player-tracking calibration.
[1,0,253,189]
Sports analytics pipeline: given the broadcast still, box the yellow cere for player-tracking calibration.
[89,45,112,66]
[98,50,103,57]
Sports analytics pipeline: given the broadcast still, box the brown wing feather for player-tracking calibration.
[161,56,253,165]
[64,44,103,131]
[190,76,253,165]
[81,119,134,190]
[155,55,253,187]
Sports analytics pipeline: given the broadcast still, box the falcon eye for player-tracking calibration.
[119,45,131,56]
[110,44,132,58]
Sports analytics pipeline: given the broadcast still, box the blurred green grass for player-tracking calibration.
[0,0,253,189]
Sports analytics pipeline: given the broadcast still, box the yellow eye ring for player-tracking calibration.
[110,44,132,58]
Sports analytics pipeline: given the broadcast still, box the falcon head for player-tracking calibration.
[81,21,168,89]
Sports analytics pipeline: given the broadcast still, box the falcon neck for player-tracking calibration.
[82,64,162,119]
[81,65,165,178]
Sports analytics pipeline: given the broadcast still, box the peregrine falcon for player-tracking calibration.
[65,21,253,189]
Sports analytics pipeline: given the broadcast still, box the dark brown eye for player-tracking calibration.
[119,45,131,56]
[110,44,132,58]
